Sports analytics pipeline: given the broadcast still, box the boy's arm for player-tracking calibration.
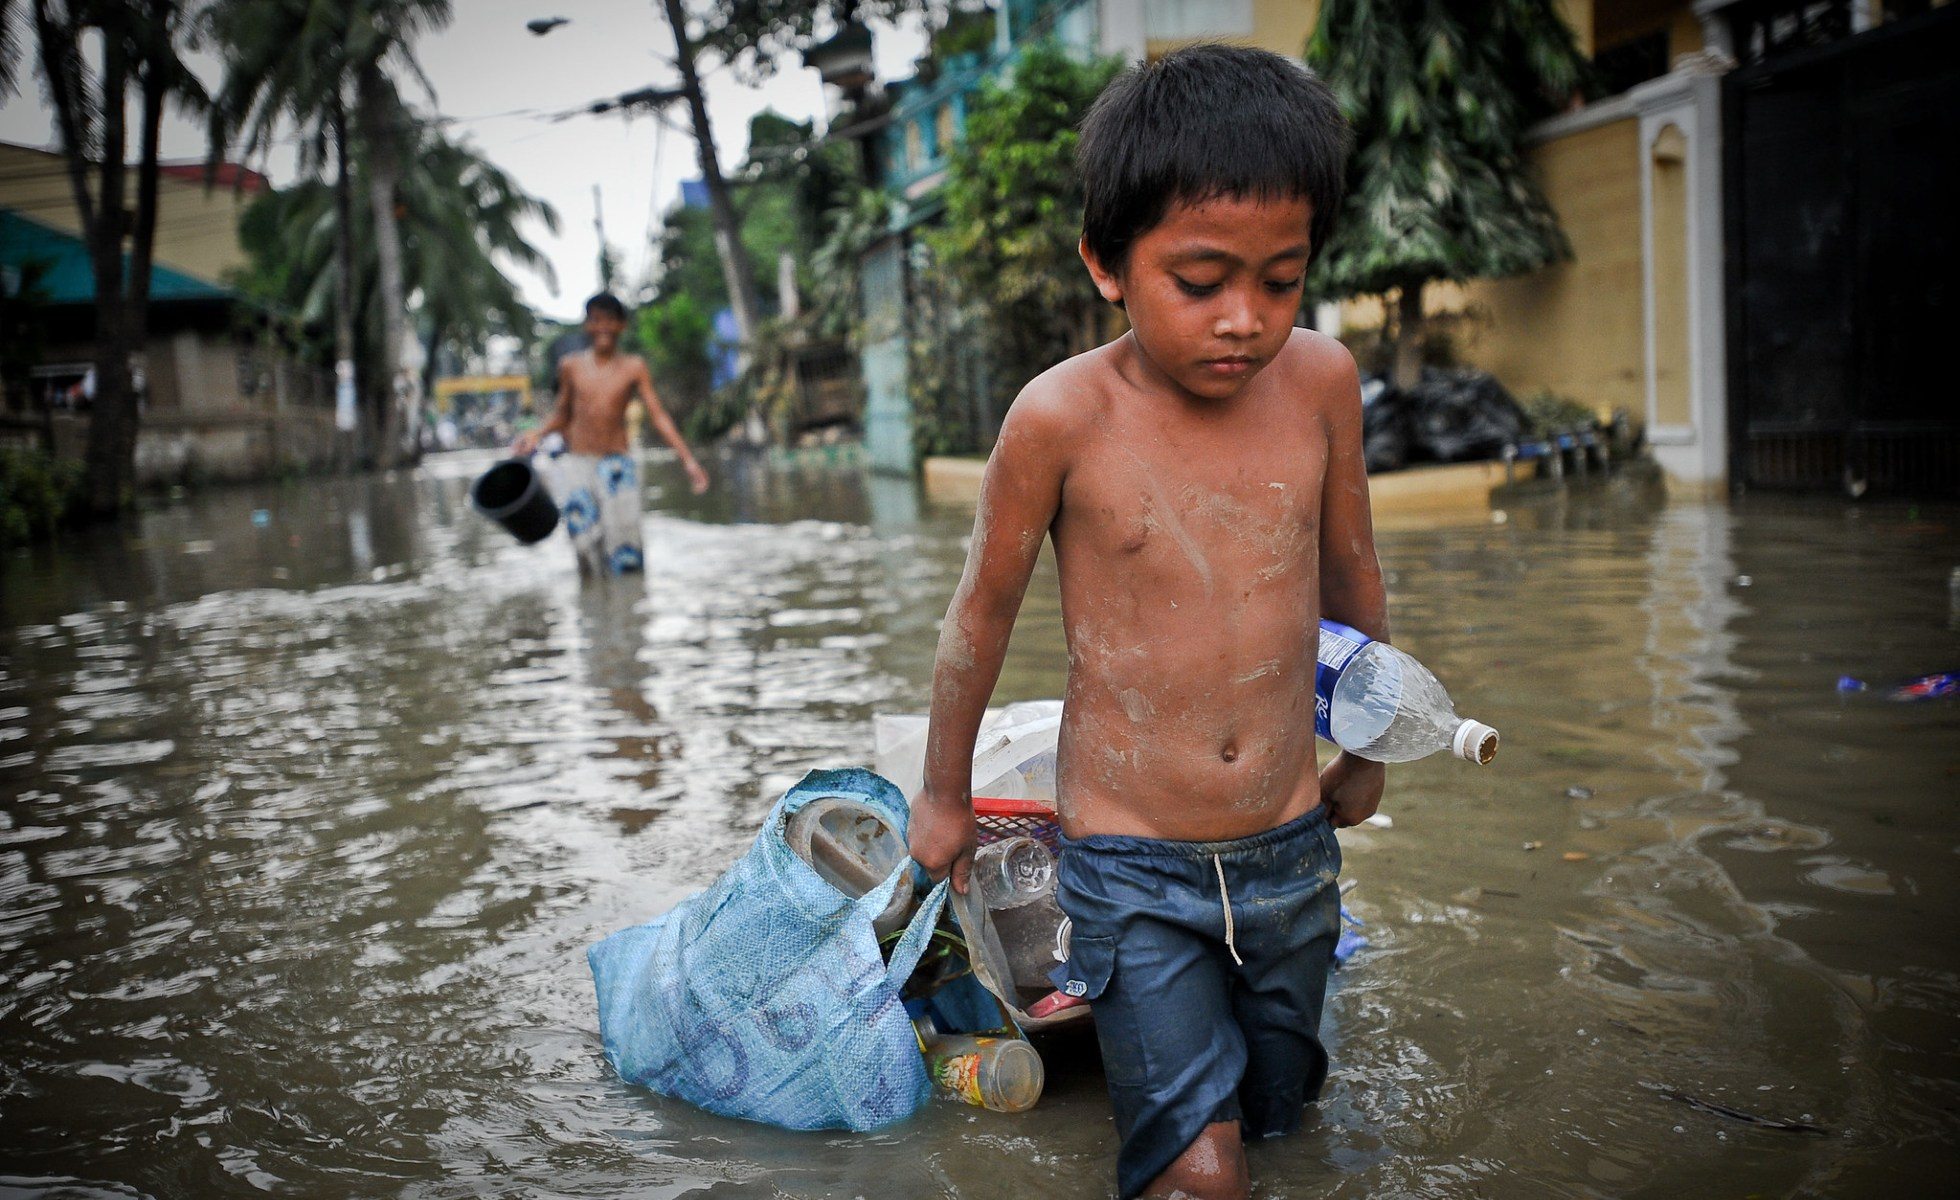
[1316,345,1392,827]
[513,360,572,455]
[911,392,1070,893]
[634,358,710,494]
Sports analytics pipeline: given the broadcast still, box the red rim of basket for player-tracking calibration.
[971,795,1056,818]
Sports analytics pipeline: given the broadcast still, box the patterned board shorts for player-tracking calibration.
[548,452,644,575]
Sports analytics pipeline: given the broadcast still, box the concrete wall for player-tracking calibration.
[24,326,344,486]
[132,409,342,486]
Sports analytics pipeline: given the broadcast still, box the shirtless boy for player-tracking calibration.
[907,47,1382,1199]
[514,292,710,575]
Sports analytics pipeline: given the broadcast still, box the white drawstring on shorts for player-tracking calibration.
[1214,854,1243,966]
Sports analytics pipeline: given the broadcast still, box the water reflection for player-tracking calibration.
[1,456,1955,1198]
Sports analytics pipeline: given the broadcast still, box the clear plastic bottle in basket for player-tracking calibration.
[1316,620,1498,765]
[972,836,1055,910]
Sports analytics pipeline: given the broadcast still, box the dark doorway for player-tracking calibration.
[1723,6,1960,496]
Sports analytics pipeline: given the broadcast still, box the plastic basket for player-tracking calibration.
[972,795,1061,853]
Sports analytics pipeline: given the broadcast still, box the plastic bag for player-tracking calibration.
[588,768,949,1131]
[873,701,1063,803]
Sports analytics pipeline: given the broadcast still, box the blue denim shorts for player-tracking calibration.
[1050,807,1343,1199]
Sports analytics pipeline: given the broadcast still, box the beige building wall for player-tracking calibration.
[0,142,252,288]
[1456,117,1648,416]
[1647,124,1692,427]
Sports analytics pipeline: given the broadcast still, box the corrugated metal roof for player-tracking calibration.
[0,206,233,306]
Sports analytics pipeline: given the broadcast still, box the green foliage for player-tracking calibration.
[1306,0,1591,299]
[926,40,1122,433]
[0,445,85,546]
[905,247,973,459]
[638,292,715,421]
[930,8,996,64]
[232,119,555,378]
[688,1,928,82]
[643,109,872,425]
[805,189,889,342]
[1521,388,1598,434]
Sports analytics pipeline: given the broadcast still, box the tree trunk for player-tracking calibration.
[420,319,443,419]
[659,0,762,357]
[358,67,413,468]
[1390,280,1426,392]
[330,97,362,462]
[79,13,134,517]
[113,42,167,505]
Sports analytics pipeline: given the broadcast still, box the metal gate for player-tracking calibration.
[1723,6,1960,496]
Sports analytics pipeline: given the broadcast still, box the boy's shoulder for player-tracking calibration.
[998,342,1121,440]
[1270,327,1361,395]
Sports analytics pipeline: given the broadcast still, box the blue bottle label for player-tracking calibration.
[1314,619,1374,741]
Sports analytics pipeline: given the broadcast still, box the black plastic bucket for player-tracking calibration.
[470,457,559,544]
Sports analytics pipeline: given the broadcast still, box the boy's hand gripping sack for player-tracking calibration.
[588,768,948,1131]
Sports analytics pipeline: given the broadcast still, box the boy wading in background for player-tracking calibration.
[513,292,710,576]
[908,47,1385,1200]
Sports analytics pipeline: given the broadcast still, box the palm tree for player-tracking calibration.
[204,0,452,466]
[1307,0,1590,388]
[203,0,361,449]
[397,123,559,402]
[17,0,208,515]
[233,122,556,418]
[0,3,21,98]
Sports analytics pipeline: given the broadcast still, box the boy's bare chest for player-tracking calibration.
[567,360,635,410]
[1058,421,1327,583]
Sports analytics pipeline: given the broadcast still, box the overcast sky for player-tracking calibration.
[0,0,929,323]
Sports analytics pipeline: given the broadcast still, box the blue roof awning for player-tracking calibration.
[0,207,233,306]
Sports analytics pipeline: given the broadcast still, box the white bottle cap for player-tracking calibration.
[1452,719,1499,765]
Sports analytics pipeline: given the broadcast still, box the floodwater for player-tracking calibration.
[2,450,1956,1199]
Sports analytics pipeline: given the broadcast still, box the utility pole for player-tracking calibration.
[592,183,618,291]
[657,0,763,358]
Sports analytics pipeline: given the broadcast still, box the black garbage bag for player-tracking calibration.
[1360,375,1412,473]
[1401,368,1529,463]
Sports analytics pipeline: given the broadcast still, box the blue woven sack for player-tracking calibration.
[589,767,949,1131]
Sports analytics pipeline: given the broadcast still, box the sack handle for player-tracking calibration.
[857,857,949,987]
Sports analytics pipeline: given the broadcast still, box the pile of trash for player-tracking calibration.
[590,702,1369,1133]
[1362,367,1531,473]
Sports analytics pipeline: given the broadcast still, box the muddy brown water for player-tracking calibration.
[2,451,1956,1198]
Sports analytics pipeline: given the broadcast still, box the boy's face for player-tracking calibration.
[1083,194,1313,402]
[584,310,625,352]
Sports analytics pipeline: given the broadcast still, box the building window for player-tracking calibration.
[904,118,925,174]
[935,103,958,162]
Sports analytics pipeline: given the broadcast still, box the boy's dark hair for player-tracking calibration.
[585,291,628,321]
[1078,44,1350,273]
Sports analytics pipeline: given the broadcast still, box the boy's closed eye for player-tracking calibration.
[1171,273,1307,298]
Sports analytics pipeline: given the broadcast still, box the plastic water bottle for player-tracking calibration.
[972,837,1055,910]
[1316,620,1499,765]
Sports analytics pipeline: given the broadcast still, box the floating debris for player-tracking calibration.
[1646,1084,1830,1136]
